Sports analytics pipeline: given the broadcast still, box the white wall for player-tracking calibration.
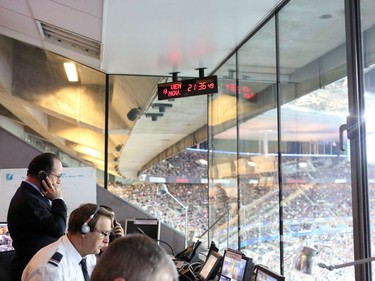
[0,167,96,221]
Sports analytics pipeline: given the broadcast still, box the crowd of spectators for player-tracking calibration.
[108,182,209,239]
[108,150,375,280]
[141,149,207,179]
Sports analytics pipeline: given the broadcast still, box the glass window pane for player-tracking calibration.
[209,56,238,250]
[279,0,351,280]
[237,17,279,268]
[0,34,106,175]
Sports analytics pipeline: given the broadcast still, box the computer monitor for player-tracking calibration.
[218,248,254,281]
[205,241,219,262]
[124,218,160,241]
[0,223,14,252]
[198,250,222,281]
[253,264,285,281]
[175,240,202,263]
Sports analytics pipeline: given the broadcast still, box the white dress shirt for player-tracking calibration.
[22,235,96,281]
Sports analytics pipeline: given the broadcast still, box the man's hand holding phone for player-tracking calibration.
[37,171,62,200]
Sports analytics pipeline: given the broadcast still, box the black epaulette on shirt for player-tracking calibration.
[48,252,63,267]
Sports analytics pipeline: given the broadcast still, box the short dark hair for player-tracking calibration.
[91,234,178,281]
[27,153,61,176]
[68,203,114,234]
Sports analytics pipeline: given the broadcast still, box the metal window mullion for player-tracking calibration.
[344,0,371,280]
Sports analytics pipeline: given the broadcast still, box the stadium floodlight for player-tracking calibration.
[157,183,188,247]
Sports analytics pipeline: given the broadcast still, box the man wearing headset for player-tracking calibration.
[22,203,114,281]
[7,153,67,281]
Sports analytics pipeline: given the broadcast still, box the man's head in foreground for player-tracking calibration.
[91,234,178,281]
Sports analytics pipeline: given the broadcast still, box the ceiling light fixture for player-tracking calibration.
[145,113,163,121]
[64,62,78,82]
[151,103,173,113]
[319,14,332,19]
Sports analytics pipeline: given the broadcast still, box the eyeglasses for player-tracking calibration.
[94,228,111,238]
[49,172,62,179]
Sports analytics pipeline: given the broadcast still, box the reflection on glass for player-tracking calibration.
[0,34,106,170]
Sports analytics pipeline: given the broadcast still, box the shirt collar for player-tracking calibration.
[24,180,44,195]
[61,235,83,266]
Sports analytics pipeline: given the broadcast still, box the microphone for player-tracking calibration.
[137,227,175,256]
[318,256,375,271]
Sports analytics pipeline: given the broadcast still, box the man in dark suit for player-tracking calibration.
[7,153,68,281]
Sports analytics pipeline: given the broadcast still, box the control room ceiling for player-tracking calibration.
[0,0,281,178]
[1,1,363,179]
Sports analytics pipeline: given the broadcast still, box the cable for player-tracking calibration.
[156,239,175,256]
[136,227,176,256]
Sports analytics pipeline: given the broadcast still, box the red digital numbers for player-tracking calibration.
[187,84,192,92]
[187,82,207,92]
[224,82,256,100]
[157,76,218,100]
[186,81,216,92]
[198,82,206,91]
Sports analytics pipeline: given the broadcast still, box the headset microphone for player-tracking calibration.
[81,205,100,234]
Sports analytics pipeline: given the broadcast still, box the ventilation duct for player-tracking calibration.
[37,21,101,59]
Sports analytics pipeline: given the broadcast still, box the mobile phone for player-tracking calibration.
[37,171,48,192]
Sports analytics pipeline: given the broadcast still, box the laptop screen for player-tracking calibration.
[218,248,254,281]
[253,264,285,281]
[198,250,222,281]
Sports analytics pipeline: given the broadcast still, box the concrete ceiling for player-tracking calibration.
[0,0,281,76]
[0,0,281,179]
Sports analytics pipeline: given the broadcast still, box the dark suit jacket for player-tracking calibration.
[7,181,67,281]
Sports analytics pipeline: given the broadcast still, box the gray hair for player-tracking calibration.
[91,234,178,281]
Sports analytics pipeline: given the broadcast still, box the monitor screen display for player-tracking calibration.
[218,248,254,281]
[125,218,160,241]
[254,265,285,281]
[198,250,222,281]
[0,223,14,252]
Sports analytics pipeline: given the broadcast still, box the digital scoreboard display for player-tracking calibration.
[157,75,218,100]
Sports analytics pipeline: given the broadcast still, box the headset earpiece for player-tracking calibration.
[80,224,91,234]
[80,205,100,234]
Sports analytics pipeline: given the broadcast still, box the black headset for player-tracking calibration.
[80,205,100,234]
